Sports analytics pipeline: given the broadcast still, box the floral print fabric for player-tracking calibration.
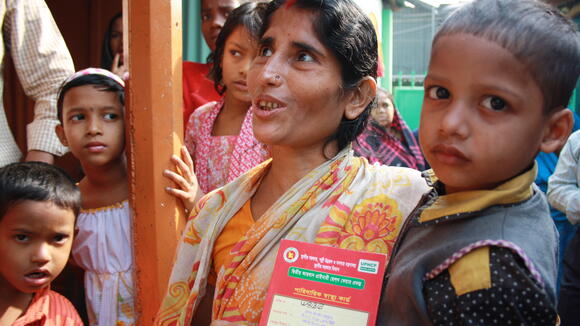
[155,148,429,325]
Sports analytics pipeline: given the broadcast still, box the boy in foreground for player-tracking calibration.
[0,162,82,325]
[378,0,579,325]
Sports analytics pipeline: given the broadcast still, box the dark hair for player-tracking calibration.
[100,12,122,70]
[435,0,580,113]
[208,2,267,95]
[261,0,378,152]
[57,74,125,123]
[0,162,81,219]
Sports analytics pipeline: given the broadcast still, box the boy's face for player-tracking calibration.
[201,0,240,51]
[420,33,549,193]
[56,85,125,169]
[0,201,75,294]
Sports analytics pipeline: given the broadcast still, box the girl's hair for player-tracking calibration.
[57,68,125,123]
[100,12,122,70]
[207,2,267,95]
[261,0,378,152]
[435,0,579,113]
[0,162,81,219]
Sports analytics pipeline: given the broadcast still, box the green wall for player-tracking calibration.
[183,0,210,63]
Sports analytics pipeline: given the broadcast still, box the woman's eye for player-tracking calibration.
[481,96,507,111]
[259,47,272,57]
[104,113,119,120]
[201,13,210,21]
[230,50,241,57]
[427,86,450,100]
[15,234,28,242]
[297,52,314,62]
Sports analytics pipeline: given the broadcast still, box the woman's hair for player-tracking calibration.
[435,0,579,113]
[57,68,126,123]
[208,2,267,95]
[0,162,81,219]
[261,0,378,152]
[377,87,395,109]
[100,12,122,70]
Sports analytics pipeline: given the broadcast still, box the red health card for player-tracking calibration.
[259,239,387,326]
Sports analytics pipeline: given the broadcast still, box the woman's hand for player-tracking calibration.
[111,53,128,80]
[163,146,201,214]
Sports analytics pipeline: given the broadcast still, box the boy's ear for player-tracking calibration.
[539,108,573,154]
[55,124,69,147]
[344,77,377,120]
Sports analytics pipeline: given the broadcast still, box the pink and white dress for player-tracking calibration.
[185,100,270,194]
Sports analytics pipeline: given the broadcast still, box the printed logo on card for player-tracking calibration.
[358,259,379,274]
[283,247,299,263]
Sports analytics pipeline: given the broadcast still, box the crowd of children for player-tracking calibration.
[0,0,578,325]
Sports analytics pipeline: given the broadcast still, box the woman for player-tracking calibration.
[100,13,127,79]
[156,1,429,325]
[353,88,426,170]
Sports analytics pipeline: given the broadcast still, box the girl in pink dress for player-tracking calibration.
[165,2,270,213]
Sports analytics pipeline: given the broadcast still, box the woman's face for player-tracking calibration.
[248,6,347,152]
[371,92,395,127]
[109,17,123,65]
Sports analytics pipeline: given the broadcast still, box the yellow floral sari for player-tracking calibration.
[156,149,428,325]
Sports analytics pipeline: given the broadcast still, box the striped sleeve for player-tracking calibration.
[46,290,84,326]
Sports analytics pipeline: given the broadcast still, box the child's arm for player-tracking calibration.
[423,245,557,326]
[548,131,580,224]
[163,146,202,214]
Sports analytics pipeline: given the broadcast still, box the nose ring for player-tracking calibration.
[274,74,281,81]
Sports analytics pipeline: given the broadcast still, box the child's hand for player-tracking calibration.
[111,53,128,80]
[210,321,245,326]
[163,146,200,215]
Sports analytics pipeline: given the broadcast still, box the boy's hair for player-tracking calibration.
[57,71,125,123]
[434,0,580,113]
[0,162,81,219]
[207,1,268,95]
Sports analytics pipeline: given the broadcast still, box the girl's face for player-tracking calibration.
[56,85,125,169]
[371,92,395,127]
[248,6,348,151]
[109,17,123,65]
[221,26,258,105]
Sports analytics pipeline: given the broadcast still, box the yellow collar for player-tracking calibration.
[419,164,537,223]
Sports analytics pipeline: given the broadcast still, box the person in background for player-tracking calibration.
[378,0,578,324]
[165,2,270,214]
[100,12,128,80]
[0,162,82,325]
[535,111,580,293]
[0,0,75,167]
[183,0,242,123]
[55,68,134,326]
[353,87,426,170]
[548,129,580,326]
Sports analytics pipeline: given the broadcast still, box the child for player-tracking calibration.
[183,0,241,122]
[55,68,135,326]
[0,161,82,325]
[166,2,270,212]
[378,0,579,325]
[548,129,580,325]
[353,87,426,170]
